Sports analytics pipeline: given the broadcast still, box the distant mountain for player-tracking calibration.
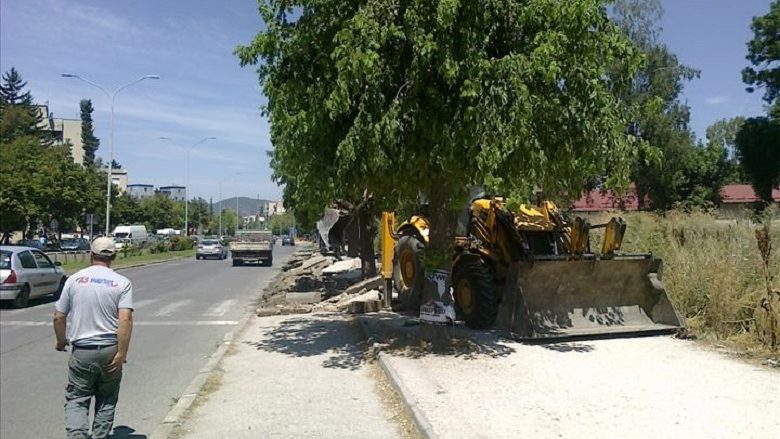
[214,197,273,217]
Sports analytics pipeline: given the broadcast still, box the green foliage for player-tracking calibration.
[80,99,100,166]
[0,68,51,146]
[169,236,195,251]
[742,0,780,111]
[735,117,780,204]
[138,194,177,230]
[0,135,104,234]
[706,117,747,184]
[268,212,293,235]
[611,0,722,210]
[239,0,642,250]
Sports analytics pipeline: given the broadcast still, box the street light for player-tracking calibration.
[61,73,160,235]
[159,136,216,236]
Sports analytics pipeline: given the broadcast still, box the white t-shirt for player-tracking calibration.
[55,265,133,346]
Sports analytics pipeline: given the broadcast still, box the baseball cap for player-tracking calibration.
[91,237,117,256]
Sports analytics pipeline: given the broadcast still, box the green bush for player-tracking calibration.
[169,236,195,251]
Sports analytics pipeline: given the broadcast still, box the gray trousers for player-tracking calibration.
[65,345,122,439]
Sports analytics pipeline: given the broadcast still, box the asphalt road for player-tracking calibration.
[0,244,297,439]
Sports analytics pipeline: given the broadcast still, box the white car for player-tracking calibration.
[196,239,229,260]
[0,245,67,308]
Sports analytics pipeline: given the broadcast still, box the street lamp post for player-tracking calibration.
[159,137,216,236]
[62,73,160,235]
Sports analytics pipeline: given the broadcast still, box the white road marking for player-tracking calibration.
[132,299,159,310]
[0,320,237,327]
[153,300,192,317]
[204,299,236,317]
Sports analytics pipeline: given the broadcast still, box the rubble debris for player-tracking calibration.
[257,251,387,318]
[322,258,361,274]
[343,275,383,297]
[285,291,322,305]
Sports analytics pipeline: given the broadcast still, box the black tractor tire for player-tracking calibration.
[13,285,31,309]
[53,277,66,300]
[393,235,425,310]
[452,257,498,329]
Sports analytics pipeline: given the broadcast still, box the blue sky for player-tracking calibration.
[0,0,773,202]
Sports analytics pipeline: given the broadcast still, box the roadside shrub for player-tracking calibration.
[169,236,195,251]
[149,241,169,254]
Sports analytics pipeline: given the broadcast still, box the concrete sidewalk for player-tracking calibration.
[359,312,780,439]
[172,314,405,439]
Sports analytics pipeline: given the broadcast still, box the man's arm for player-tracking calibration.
[106,309,133,373]
[53,311,68,351]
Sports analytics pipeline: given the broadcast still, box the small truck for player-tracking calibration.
[229,230,273,266]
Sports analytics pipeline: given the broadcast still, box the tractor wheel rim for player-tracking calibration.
[400,249,415,287]
[456,279,474,314]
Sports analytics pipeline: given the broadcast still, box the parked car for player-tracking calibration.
[60,238,91,251]
[196,239,229,260]
[0,245,66,308]
[282,235,295,246]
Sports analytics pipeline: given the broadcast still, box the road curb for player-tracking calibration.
[149,313,253,439]
[358,317,438,439]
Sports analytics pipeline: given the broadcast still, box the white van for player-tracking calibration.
[112,225,149,249]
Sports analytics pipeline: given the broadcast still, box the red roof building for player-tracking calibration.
[719,184,780,204]
[571,184,643,212]
[571,184,779,213]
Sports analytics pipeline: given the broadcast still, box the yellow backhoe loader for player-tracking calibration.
[381,197,685,340]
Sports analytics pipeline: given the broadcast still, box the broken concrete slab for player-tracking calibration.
[322,258,361,275]
[300,254,336,271]
[286,291,322,304]
[348,300,382,314]
[343,275,383,297]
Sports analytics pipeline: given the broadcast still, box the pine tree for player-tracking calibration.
[80,99,100,166]
[0,68,33,105]
[0,68,51,145]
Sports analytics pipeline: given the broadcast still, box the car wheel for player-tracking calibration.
[53,277,66,300]
[13,285,30,309]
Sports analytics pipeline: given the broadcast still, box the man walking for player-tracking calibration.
[53,237,134,439]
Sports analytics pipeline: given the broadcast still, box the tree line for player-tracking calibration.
[0,69,274,241]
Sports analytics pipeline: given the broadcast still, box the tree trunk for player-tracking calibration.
[425,181,458,269]
[357,202,377,279]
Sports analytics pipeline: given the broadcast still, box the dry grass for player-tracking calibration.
[590,209,780,355]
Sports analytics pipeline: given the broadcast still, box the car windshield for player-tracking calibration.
[201,240,219,246]
[115,232,129,239]
[61,239,77,246]
[0,251,11,269]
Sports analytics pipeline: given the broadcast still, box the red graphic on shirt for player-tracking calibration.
[75,276,90,284]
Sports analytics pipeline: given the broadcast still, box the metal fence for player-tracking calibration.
[48,251,91,264]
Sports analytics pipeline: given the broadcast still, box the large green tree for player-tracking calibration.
[610,0,721,209]
[736,1,780,206]
[80,99,100,166]
[743,0,780,116]
[0,69,103,235]
[706,117,746,184]
[0,68,50,145]
[735,118,780,204]
[239,0,641,256]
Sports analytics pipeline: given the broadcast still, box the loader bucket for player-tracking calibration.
[496,256,685,340]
